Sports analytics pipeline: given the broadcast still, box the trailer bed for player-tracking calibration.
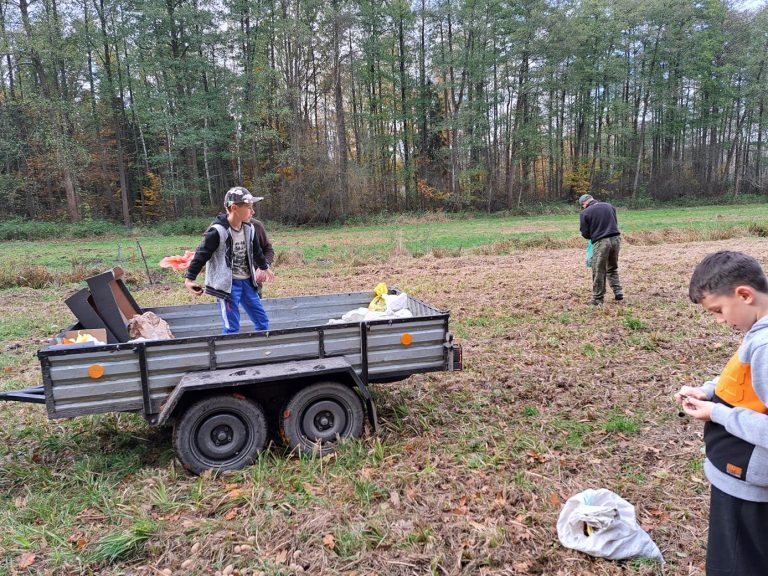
[36,291,457,421]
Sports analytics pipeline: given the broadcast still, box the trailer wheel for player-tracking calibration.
[280,382,364,455]
[174,395,267,475]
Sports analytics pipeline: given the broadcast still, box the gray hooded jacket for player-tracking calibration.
[185,214,269,300]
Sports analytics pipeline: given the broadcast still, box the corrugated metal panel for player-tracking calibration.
[48,348,142,415]
[364,319,445,374]
[149,291,445,338]
[215,332,321,367]
[52,397,144,418]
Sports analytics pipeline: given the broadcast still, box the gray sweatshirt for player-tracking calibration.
[702,315,768,501]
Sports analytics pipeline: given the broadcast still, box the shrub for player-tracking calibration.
[0,219,125,241]
[155,217,213,236]
[747,223,768,237]
[0,265,55,289]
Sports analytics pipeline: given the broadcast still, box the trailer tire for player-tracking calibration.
[174,394,267,475]
[280,382,364,455]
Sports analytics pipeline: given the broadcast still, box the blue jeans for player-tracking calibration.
[219,278,269,334]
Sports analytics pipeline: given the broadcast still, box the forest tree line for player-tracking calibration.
[0,0,767,224]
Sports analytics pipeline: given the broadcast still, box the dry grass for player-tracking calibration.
[274,250,306,267]
[391,211,453,225]
[0,262,107,289]
[622,227,742,245]
[3,236,767,575]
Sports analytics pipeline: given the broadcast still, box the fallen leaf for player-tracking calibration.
[513,561,530,572]
[17,552,35,569]
[322,534,336,549]
[526,450,550,463]
[274,549,288,563]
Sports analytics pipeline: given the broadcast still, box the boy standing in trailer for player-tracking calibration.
[185,187,275,333]
[677,250,768,575]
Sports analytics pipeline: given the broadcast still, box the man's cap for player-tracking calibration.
[578,194,593,204]
[224,186,264,208]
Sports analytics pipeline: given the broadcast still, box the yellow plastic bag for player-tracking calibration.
[368,283,388,311]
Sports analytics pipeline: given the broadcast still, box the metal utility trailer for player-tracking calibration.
[1,290,462,474]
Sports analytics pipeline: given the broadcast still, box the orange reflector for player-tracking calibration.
[401,333,413,346]
[88,364,105,379]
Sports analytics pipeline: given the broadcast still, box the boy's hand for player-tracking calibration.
[255,268,274,284]
[679,396,715,421]
[675,385,708,403]
[184,278,203,296]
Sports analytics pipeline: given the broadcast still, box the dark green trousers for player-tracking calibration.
[591,235,623,303]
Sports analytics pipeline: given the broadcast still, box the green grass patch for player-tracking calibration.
[603,413,641,434]
[623,315,647,330]
[90,517,159,563]
[522,406,539,417]
[625,333,661,351]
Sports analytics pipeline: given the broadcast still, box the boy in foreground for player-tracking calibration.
[676,250,768,575]
[185,187,274,333]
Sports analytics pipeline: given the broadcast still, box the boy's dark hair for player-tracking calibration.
[689,251,768,303]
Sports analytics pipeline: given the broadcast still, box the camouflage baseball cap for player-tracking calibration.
[224,187,264,208]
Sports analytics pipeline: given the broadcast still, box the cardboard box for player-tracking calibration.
[86,267,142,342]
[47,328,108,350]
[64,288,119,343]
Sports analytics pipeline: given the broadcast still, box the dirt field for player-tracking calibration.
[2,236,766,575]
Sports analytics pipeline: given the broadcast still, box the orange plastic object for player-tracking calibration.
[400,333,413,346]
[88,364,105,379]
[159,251,195,271]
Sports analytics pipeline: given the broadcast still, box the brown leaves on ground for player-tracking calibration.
[16,552,35,569]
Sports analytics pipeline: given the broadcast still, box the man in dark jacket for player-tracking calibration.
[579,194,624,305]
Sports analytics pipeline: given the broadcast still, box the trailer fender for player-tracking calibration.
[156,356,378,432]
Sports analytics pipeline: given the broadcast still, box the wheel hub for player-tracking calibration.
[302,400,347,441]
[314,411,334,431]
[195,413,247,460]
[212,425,233,445]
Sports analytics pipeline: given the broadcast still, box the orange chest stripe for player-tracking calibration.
[715,352,768,413]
